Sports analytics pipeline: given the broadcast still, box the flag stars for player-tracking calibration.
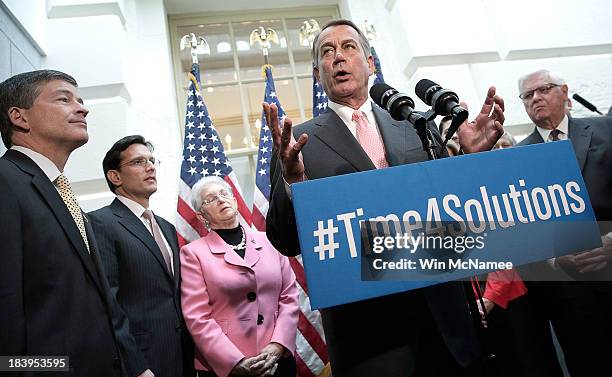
[187,132,195,140]
[187,111,194,118]
[188,166,197,175]
[197,112,205,119]
[187,144,195,152]
[213,169,221,176]
[197,101,204,107]
[258,168,266,176]
[212,157,220,165]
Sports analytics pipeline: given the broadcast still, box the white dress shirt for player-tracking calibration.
[11,146,61,184]
[116,195,174,272]
[536,114,569,142]
[327,99,384,142]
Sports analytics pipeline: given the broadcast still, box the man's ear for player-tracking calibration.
[106,170,122,189]
[314,65,321,83]
[367,55,375,76]
[8,107,30,133]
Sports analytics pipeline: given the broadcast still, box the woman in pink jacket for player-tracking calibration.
[181,176,299,377]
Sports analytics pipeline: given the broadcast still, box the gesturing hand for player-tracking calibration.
[456,86,505,153]
[263,102,308,184]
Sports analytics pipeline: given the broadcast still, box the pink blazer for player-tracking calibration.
[180,227,299,377]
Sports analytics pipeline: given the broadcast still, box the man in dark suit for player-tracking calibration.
[517,68,612,377]
[0,70,141,376]
[263,20,505,377]
[89,135,194,377]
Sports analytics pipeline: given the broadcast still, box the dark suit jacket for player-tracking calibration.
[0,149,126,377]
[266,104,481,377]
[89,199,194,377]
[517,117,612,376]
[518,116,612,285]
[518,116,611,232]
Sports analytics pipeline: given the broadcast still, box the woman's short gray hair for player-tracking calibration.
[191,176,233,210]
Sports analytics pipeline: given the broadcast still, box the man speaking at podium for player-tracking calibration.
[263,19,505,377]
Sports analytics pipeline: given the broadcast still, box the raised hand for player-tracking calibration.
[456,86,505,153]
[263,102,308,184]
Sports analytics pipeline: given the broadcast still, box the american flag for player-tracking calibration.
[252,65,285,230]
[176,63,252,247]
[312,67,328,118]
[371,46,385,84]
[312,46,384,119]
[254,65,331,377]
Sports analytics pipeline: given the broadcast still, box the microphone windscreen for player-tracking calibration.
[369,83,393,107]
[415,79,436,104]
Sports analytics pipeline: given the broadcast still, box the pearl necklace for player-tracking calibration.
[229,226,246,251]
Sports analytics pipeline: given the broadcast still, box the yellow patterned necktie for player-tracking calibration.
[54,173,90,253]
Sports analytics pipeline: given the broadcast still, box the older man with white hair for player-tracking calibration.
[518,68,612,377]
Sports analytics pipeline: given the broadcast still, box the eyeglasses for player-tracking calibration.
[119,157,160,169]
[519,83,560,101]
[201,189,233,207]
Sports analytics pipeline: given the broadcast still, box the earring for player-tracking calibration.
[204,219,211,232]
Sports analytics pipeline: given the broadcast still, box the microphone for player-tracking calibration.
[572,93,603,115]
[370,83,426,130]
[415,79,469,144]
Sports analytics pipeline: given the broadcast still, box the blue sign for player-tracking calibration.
[292,141,602,309]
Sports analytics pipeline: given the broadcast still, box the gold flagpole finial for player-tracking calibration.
[299,19,321,48]
[180,33,210,65]
[250,26,280,65]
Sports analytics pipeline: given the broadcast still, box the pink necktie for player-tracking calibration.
[352,110,388,169]
[143,210,174,276]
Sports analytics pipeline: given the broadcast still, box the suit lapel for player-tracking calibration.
[310,110,376,172]
[110,199,173,281]
[523,130,545,145]
[157,217,181,291]
[4,150,105,294]
[207,229,261,269]
[568,117,592,172]
[372,104,416,167]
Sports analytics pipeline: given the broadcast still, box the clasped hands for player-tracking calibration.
[231,342,284,376]
[262,87,505,184]
[556,235,612,275]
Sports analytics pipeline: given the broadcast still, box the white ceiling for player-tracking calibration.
[164,0,339,15]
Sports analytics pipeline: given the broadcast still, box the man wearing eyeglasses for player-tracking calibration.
[517,69,612,377]
[88,135,195,377]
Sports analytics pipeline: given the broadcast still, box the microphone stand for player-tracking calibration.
[416,109,439,160]
[419,108,493,376]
